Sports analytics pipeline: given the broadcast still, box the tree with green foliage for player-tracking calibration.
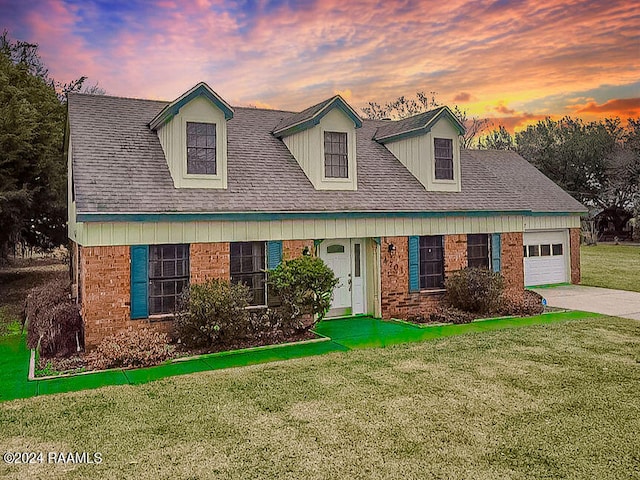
[361,91,488,148]
[0,32,102,259]
[476,125,516,150]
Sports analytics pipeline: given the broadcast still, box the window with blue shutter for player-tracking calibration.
[491,233,501,273]
[408,236,420,292]
[130,245,149,319]
[267,241,283,269]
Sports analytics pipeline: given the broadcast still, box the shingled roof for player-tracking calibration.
[67,93,586,216]
[373,106,465,143]
[272,95,362,137]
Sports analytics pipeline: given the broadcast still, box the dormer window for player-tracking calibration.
[434,138,453,180]
[187,122,217,175]
[324,131,348,178]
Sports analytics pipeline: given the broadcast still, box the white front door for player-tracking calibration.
[320,239,366,317]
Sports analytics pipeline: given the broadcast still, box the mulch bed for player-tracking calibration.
[36,328,319,377]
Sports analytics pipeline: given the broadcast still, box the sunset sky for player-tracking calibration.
[2,0,639,131]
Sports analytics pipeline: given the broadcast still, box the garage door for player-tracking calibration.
[523,230,568,286]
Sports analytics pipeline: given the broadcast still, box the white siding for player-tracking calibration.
[71,214,577,246]
[282,108,357,191]
[384,116,462,192]
[156,96,228,189]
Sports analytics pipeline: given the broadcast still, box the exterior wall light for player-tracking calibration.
[388,243,396,253]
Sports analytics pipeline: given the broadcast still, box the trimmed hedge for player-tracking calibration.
[445,267,504,314]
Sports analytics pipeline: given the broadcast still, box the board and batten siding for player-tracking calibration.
[70,214,580,247]
[385,117,462,192]
[282,108,357,191]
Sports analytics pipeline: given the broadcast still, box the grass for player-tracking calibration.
[1,316,638,479]
[581,244,640,292]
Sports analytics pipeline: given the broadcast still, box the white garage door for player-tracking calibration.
[523,230,569,286]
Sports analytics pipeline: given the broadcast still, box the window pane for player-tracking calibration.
[186,122,216,175]
[230,241,267,306]
[528,245,539,257]
[467,234,489,269]
[434,138,454,180]
[419,235,444,289]
[552,243,563,256]
[324,131,348,178]
[148,244,189,315]
[540,244,551,256]
[354,243,361,278]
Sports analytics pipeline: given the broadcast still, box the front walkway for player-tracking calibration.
[0,310,602,402]
[532,285,640,321]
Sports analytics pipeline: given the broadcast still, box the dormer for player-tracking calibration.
[374,106,465,192]
[273,96,362,191]
[150,82,233,189]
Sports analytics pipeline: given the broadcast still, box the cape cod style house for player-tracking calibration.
[66,83,585,348]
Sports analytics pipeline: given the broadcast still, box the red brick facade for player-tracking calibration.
[569,227,581,284]
[190,242,230,283]
[76,230,553,348]
[380,235,469,320]
[283,240,315,260]
[501,232,525,301]
[80,246,135,349]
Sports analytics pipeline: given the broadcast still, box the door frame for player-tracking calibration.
[319,238,367,318]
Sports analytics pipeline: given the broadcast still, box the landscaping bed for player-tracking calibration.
[34,328,320,377]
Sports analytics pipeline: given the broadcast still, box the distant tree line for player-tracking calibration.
[0,31,103,260]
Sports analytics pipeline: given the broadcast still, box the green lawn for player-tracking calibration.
[581,244,640,292]
[1,317,638,479]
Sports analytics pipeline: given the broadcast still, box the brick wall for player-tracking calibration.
[190,242,230,283]
[283,240,315,260]
[80,245,134,349]
[444,234,467,275]
[380,235,467,320]
[82,242,231,350]
[500,232,524,301]
[569,227,581,284]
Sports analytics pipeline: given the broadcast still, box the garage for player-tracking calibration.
[523,230,569,286]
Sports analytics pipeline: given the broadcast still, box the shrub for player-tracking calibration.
[445,267,504,314]
[25,276,84,357]
[268,255,339,329]
[86,328,174,370]
[173,279,251,348]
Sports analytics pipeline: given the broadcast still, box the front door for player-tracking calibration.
[320,239,366,317]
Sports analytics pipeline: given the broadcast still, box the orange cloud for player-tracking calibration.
[575,98,640,117]
[494,101,516,115]
[453,92,471,102]
[484,113,550,134]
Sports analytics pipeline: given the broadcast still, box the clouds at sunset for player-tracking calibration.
[1,0,638,131]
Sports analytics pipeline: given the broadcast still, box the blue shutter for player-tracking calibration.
[267,241,283,269]
[130,245,149,319]
[491,233,501,273]
[408,236,420,292]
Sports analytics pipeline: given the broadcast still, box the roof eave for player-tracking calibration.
[149,82,234,131]
[273,95,362,138]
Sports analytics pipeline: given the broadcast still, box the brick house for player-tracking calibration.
[66,83,585,349]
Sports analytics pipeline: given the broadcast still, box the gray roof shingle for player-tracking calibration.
[67,93,586,215]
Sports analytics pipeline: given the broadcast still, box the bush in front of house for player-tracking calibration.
[173,279,252,348]
[86,328,174,370]
[445,267,504,314]
[268,255,339,330]
[25,275,84,357]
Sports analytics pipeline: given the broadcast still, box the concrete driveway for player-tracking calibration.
[531,285,640,320]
